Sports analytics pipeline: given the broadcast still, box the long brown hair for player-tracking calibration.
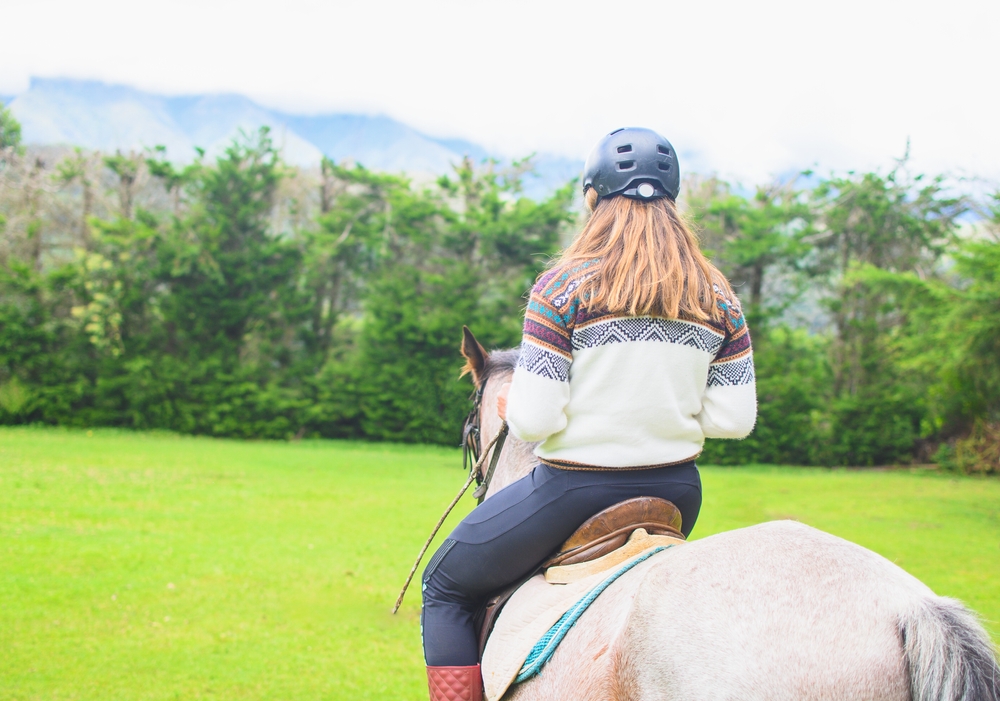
[552,189,733,321]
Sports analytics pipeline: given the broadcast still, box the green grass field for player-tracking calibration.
[1,427,998,700]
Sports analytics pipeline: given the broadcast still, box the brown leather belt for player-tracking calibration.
[539,453,700,471]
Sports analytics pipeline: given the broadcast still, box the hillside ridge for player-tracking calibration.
[3,78,581,198]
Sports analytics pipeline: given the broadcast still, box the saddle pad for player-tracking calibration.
[544,528,685,584]
[481,545,672,701]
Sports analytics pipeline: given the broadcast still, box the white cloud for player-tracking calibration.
[2,0,998,183]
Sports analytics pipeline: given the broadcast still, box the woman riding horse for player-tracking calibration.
[421,127,758,701]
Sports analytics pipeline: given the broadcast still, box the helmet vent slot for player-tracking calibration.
[657,145,671,156]
[658,163,671,171]
[617,160,636,171]
[616,145,633,154]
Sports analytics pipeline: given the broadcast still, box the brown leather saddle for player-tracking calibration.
[474,496,684,658]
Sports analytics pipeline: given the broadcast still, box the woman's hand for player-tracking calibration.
[497,382,511,421]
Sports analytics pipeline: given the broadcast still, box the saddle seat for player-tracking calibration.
[475,496,685,655]
[542,496,686,583]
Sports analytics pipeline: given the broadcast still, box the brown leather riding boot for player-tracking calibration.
[426,665,483,701]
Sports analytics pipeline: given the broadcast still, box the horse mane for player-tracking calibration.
[481,347,519,387]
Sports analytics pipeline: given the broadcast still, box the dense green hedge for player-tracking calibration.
[1,110,997,469]
[0,128,573,445]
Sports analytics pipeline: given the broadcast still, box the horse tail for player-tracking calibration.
[900,596,1000,701]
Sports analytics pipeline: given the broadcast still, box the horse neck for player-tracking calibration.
[480,370,539,498]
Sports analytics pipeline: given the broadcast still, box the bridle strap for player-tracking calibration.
[462,386,485,481]
[472,421,509,503]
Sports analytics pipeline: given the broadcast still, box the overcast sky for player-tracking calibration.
[2,0,998,184]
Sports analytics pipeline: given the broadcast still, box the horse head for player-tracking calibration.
[460,326,539,498]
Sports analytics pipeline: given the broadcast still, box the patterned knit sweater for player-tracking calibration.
[505,262,757,469]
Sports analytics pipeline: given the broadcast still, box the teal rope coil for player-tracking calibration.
[514,545,671,684]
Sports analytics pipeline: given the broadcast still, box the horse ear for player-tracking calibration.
[460,325,489,386]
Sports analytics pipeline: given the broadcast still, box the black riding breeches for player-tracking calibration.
[420,461,702,666]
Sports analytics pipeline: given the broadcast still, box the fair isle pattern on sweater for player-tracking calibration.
[706,283,754,386]
[506,263,758,468]
[521,264,595,358]
[519,344,571,383]
[573,318,723,355]
[518,263,753,386]
[708,354,755,386]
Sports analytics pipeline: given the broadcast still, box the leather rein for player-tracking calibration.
[391,378,509,614]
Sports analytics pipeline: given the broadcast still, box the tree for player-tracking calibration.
[0,104,22,155]
[103,150,146,220]
[156,128,297,357]
[303,161,406,359]
[686,176,811,326]
[146,145,201,216]
[56,149,98,247]
[354,158,575,443]
[813,166,963,390]
[808,164,965,464]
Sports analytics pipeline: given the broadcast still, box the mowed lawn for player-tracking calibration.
[1,428,998,701]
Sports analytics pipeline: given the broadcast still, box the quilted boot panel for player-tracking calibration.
[427,665,483,701]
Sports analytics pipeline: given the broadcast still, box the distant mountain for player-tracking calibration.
[4,78,581,199]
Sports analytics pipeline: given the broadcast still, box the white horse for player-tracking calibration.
[463,340,1000,701]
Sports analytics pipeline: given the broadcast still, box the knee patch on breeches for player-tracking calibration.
[422,538,457,592]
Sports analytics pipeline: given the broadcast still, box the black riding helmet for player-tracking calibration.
[582,127,680,203]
